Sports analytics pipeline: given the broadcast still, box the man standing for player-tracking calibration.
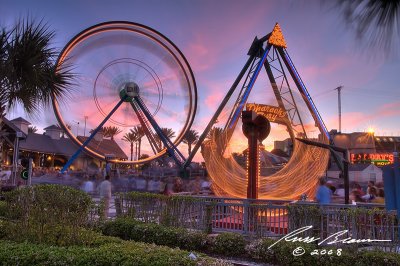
[315,178,332,204]
[99,175,112,219]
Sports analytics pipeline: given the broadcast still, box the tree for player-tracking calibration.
[102,126,122,140]
[28,126,38,133]
[205,127,227,155]
[58,123,71,138]
[0,18,74,118]
[122,130,138,161]
[131,125,145,159]
[332,0,400,55]
[139,154,151,170]
[182,129,199,155]
[154,127,176,149]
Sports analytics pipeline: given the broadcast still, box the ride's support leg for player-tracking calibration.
[227,44,272,130]
[60,96,127,173]
[133,96,186,167]
[277,48,330,141]
[183,57,256,169]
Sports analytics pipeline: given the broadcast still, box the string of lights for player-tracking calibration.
[202,131,329,200]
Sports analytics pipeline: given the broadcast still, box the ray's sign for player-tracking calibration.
[246,103,287,125]
[350,153,394,166]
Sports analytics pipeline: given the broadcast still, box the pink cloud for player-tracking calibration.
[204,91,224,109]
[302,56,349,80]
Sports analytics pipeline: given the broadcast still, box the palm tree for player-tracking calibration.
[0,18,74,118]
[205,127,227,155]
[182,129,199,155]
[131,125,145,159]
[122,130,138,161]
[332,0,400,53]
[58,123,71,137]
[28,126,38,133]
[102,126,122,140]
[154,127,176,149]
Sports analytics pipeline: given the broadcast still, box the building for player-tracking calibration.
[327,163,382,184]
[330,130,399,167]
[374,135,400,153]
[1,117,127,172]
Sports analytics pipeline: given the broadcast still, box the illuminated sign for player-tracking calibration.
[350,153,394,166]
[246,103,287,125]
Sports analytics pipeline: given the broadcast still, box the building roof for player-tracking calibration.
[328,163,375,172]
[77,136,127,160]
[17,133,127,160]
[10,117,31,125]
[0,117,27,141]
[19,133,78,156]
[43,125,62,131]
[270,148,290,158]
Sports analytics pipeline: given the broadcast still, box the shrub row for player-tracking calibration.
[0,184,104,245]
[0,240,225,266]
[0,220,230,265]
[248,238,400,265]
[102,218,400,265]
[102,218,209,252]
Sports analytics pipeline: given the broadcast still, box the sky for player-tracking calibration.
[1,0,400,161]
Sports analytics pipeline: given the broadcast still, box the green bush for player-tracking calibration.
[0,219,5,239]
[102,218,208,251]
[115,192,207,228]
[209,232,246,257]
[1,184,96,245]
[1,220,122,247]
[0,240,214,266]
[354,250,400,266]
[245,237,400,266]
[0,201,6,217]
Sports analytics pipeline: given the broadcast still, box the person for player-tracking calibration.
[315,178,332,204]
[98,175,112,219]
[335,184,345,197]
[161,182,171,196]
[352,182,365,196]
[82,174,94,195]
[362,186,377,202]
[326,181,336,194]
[105,161,112,177]
[367,181,375,194]
[372,188,385,204]
[191,176,202,195]
[350,189,363,203]
[173,177,183,193]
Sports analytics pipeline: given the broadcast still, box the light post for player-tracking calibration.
[73,120,80,136]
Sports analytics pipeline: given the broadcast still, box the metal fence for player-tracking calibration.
[114,193,399,248]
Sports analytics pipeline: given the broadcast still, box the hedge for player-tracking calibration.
[102,218,400,265]
[0,240,228,266]
[0,184,102,245]
[102,218,209,251]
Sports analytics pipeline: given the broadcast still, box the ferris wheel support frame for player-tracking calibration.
[60,96,127,173]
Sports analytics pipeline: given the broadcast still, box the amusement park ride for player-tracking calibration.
[54,21,333,200]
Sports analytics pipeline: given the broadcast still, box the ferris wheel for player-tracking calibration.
[53,21,197,171]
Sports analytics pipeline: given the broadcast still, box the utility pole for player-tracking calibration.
[334,86,343,133]
[84,116,88,137]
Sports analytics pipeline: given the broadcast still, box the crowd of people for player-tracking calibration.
[315,178,385,205]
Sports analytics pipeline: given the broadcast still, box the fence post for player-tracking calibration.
[243,199,249,235]
[205,203,213,234]
[115,194,122,217]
